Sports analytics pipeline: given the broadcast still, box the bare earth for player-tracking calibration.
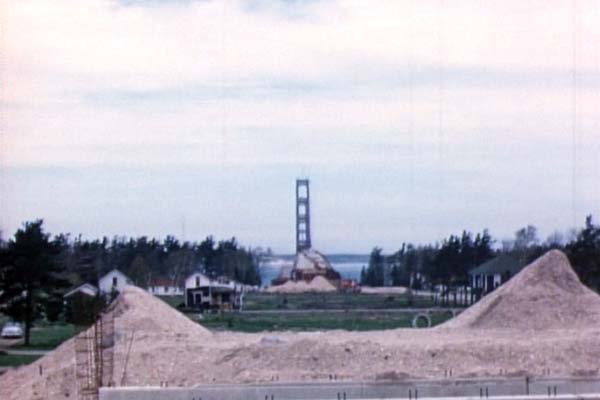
[266,275,337,293]
[2,250,599,400]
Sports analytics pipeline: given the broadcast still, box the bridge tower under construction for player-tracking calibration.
[295,179,312,252]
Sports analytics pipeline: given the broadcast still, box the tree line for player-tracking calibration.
[361,215,600,297]
[0,220,262,343]
[52,228,262,288]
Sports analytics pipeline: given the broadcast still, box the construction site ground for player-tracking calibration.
[2,250,600,400]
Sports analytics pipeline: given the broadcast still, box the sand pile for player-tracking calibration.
[0,337,77,400]
[266,276,337,293]
[310,276,338,292]
[109,285,210,336]
[441,250,600,330]
[210,328,600,382]
[0,286,211,400]
[101,286,212,387]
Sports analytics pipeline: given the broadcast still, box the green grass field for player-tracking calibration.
[195,310,452,332]
[16,324,80,350]
[157,295,185,309]
[158,292,438,312]
[242,292,437,310]
[0,353,42,367]
[161,291,454,332]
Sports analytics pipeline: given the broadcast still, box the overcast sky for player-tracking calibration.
[1,0,600,253]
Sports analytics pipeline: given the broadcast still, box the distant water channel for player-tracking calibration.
[259,254,369,287]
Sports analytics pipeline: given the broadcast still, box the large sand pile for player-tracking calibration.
[0,286,210,400]
[109,285,210,336]
[0,337,76,400]
[266,276,337,293]
[441,250,600,330]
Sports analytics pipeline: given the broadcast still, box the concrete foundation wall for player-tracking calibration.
[100,378,600,400]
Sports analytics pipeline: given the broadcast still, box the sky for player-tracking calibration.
[1,0,600,254]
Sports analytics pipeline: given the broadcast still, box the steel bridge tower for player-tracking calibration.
[295,179,311,252]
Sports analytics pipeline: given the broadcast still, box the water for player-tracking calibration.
[259,255,368,286]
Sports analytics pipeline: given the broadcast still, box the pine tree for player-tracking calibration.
[0,220,69,345]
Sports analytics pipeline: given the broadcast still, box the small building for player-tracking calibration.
[469,254,526,296]
[98,269,132,295]
[64,283,99,299]
[184,272,243,312]
[63,283,101,325]
[148,277,183,296]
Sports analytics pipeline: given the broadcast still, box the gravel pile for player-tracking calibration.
[109,285,210,336]
[0,286,210,400]
[440,250,600,330]
[266,276,337,293]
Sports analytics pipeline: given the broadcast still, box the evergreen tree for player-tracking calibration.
[360,247,385,286]
[128,254,151,288]
[0,220,69,345]
[566,215,600,290]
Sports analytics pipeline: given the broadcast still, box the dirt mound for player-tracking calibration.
[0,337,77,400]
[310,276,337,292]
[109,285,210,336]
[0,286,210,400]
[442,250,600,330]
[266,276,337,293]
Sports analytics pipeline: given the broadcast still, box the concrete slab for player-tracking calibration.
[100,377,600,400]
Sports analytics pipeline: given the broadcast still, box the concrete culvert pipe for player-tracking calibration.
[412,313,431,328]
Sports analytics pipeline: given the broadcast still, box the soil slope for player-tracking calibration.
[441,250,600,330]
[0,286,210,400]
[266,276,337,293]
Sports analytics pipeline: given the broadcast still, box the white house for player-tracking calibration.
[64,283,99,299]
[184,272,243,311]
[148,277,184,296]
[185,272,212,291]
[99,269,132,295]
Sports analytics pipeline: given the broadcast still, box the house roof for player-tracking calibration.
[64,283,98,298]
[469,254,526,276]
[185,271,237,288]
[100,268,130,280]
[186,271,209,280]
[150,276,179,287]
